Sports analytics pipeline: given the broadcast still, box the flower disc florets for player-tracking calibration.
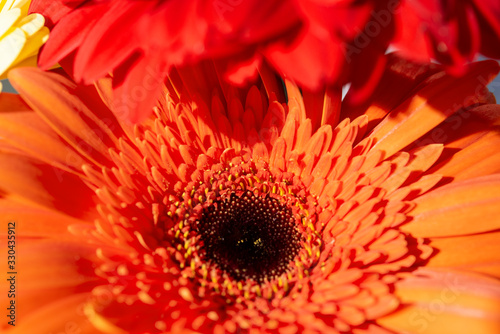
[197,191,301,283]
[169,154,323,301]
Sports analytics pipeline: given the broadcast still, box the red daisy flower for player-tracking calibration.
[29,0,302,122]
[29,0,500,123]
[1,55,500,333]
[393,0,500,68]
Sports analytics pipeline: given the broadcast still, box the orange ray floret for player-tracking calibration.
[1,55,500,333]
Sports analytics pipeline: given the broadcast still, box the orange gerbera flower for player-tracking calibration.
[1,55,500,333]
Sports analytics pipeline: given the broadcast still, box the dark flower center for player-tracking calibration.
[196,191,302,282]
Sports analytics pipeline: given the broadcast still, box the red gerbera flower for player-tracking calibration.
[1,55,500,333]
[393,0,500,68]
[29,0,302,122]
[29,0,500,123]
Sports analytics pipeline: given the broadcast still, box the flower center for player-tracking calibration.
[196,191,302,283]
[168,156,323,299]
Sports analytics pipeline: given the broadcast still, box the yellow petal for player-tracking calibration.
[1,0,30,14]
[0,27,26,75]
[17,12,45,37]
[11,25,48,67]
[0,7,20,38]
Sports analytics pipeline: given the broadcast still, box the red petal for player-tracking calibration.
[38,3,108,70]
[74,1,155,83]
[112,56,168,123]
[28,0,85,27]
[266,28,344,91]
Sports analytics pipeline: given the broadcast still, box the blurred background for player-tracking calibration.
[2,80,16,93]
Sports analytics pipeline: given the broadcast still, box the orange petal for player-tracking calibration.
[8,67,122,168]
[302,85,342,130]
[3,239,99,290]
[429,128,500,182]
[405,144,444,175]
[342,54,441,133]
[0,198,89,238]
[378,268,500,334]
[0,238,100,329]
[427,231,500,278]
[406,105,500,154]
[0,151,99,221]
[284,79,307,123]
[368,60,500,158]
[402,175,500,237]
[2,293,99,334]
[0,99,89,176]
